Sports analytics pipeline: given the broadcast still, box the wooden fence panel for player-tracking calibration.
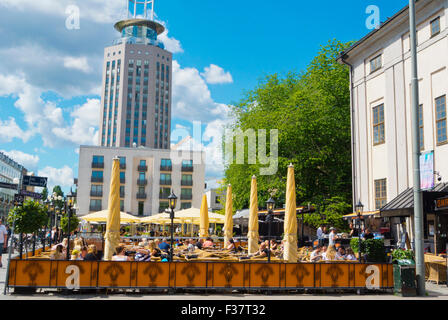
[14,260,51,287]
[285,263,315,288]
[97,261,132,288]
[320,263,350,288]
[174,262,207,288]
[248,263,282,288]
[210,262,245,288]
[135,262,170,288]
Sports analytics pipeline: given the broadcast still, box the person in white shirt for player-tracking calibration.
[0,219,8,268]
[112,246,129,261]
[316,225,324,239]
[328,227,338,246]
[310,246,323,262]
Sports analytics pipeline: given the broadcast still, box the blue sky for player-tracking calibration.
[0,0,409,194]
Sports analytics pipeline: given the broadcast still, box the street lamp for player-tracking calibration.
[66,190,76,260]
[168,191,177,262]
[266,197,275,263]
[355,200,364,263]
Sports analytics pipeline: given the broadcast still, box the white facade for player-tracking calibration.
[205,188,224,212]
[340,0,448,212]
[77,145,205,217]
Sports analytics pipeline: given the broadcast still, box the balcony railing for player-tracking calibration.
[91,177,103,183]
[91,162,104,169]
[181,194,193,200]
[159,179,172,186]
[138,165,148,172]
[89,205,102,212]
[181,166,193,172]
[90,191,103,197]
[136,193,147,200]
[160,165,172,171]
[181,180,193,186]
[159,193,170,200]
[137,179,148,186]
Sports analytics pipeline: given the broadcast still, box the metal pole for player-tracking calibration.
[267,213,271,263]
[358,215,362,263]
[170,209,174,262]
[66,207,71,260]
[409,0,425,296]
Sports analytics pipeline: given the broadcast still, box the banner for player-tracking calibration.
[420,151,434,190]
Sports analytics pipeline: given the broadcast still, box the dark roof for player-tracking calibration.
[381,183,448,212]
[338,0,422,61]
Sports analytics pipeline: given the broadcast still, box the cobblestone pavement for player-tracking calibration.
[1,254,448,300]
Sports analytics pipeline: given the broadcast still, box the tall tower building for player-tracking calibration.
[99,0,172,149]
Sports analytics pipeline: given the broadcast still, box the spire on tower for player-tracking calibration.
[128,0,155,21]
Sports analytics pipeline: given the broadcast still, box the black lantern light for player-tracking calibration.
[167,191,177,261]
[355,200,364,263]
[265,197,275,263]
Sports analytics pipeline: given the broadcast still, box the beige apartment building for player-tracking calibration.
[77,145,205,217]
[339,0,448,251]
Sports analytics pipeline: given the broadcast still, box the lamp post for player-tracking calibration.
[355,200,364,263]
[66,190,75,260]
[266,197,275,263]
[168,191,177,262]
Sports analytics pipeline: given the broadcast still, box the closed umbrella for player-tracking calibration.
[199,194,209,238]
[103,157,121,261]
[248,175,259,254]
[283,164,298,262]
[224,184,233,246]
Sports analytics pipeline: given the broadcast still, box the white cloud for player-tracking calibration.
[38,165,74,189]
[0,149,39,170]
[0,117,32,143]
[201,64,233,84]
[52,98,100,146]
[158,26,183,54]
[172,60,230,122]
[63,56,91,73]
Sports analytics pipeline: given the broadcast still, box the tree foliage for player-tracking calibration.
[61,213,80,234]
[8,200,48,234]
[223,40,353,226]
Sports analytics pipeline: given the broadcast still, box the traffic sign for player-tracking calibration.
[20,190,43,199]
[23,175,47,188]
[0,182,18,190]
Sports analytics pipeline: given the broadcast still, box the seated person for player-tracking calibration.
[187,239,196,252]
[70,249,82,261]
[195,239,203,250]
[112,246,129,261]
[323,245,337,261]
[134,245,151,262]
[50,244,66,260]
[270,240,278,251]
[202,237,214,248]
[226,238,236,251]
[249,242,270,258]
[310,246,323,262]
[345,248,357,261]
[150,247,162,258]
[158,238,170,252]
[83,244,99,261]
[335,247,346,261]
[362,228,374,240]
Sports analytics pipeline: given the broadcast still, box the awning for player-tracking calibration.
[380,183,448,217]
[343,211,381,220]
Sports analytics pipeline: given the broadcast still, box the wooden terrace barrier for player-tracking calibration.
[7,260,393,291]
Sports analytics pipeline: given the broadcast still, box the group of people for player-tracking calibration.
[310,245,357,262]
[50,237,100,261]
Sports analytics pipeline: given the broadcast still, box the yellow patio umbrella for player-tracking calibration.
[81,210,141,223]
[248,175,259,254]
[104,157,122,261]
[283,164,298,262]
[199,194,209,238]
[224,184,233,246]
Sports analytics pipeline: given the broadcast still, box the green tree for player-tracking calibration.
[41,187,48,202]
[52,185,65,209]
[223,39,353,224]
[60,212,80,234]
[8,200,48,234]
